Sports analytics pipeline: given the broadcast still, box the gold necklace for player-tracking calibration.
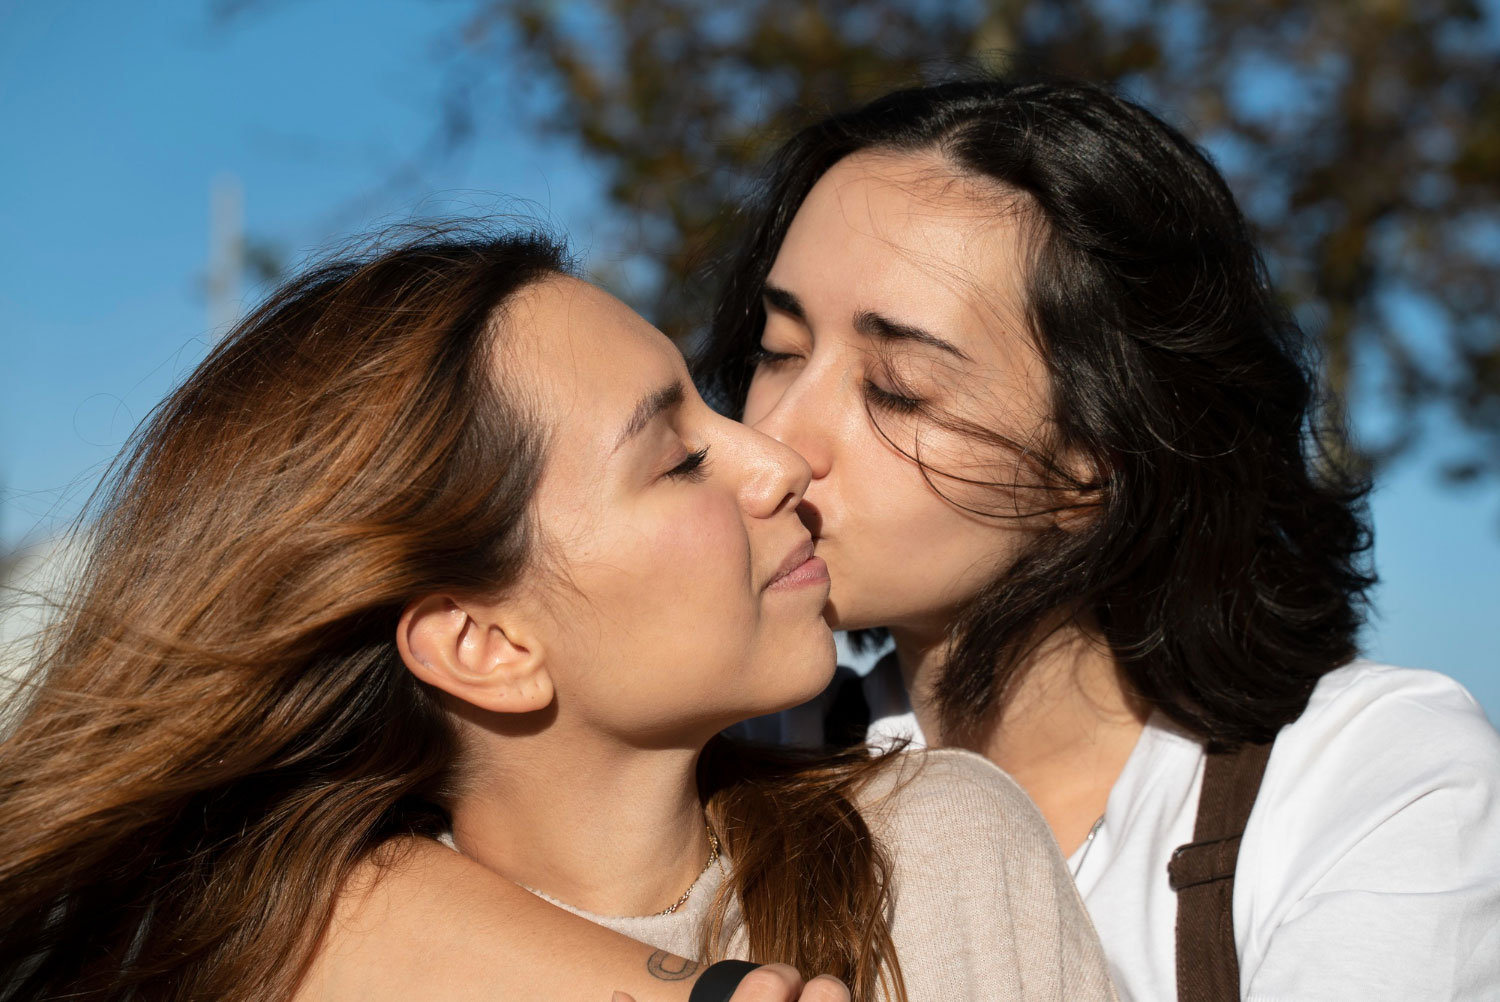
[657,823,722,916]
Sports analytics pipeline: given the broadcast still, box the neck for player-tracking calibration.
[891,619,1147,854]
[446,716,713,917]
[888,625,952,745]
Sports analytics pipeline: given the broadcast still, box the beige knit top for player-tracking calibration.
[530,749,1118,1002]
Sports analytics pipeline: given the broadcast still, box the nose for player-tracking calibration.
[747,368,832,480]
[723,416,813,521]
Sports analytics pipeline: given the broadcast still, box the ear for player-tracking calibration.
[397,595,554,714]
[1052,489,1103,533]
[1051,449,1106,533]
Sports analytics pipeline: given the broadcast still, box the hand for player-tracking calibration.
[725,966,850,1002]
[610,964,851,1002]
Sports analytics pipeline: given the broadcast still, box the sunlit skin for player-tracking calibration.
[743,152,1146,853]
[508,277,835,745]
[432,276,835,915]
[301,276,846,1002]
[746,151,1050,645]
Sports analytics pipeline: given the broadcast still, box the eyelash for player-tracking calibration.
[665,446,711,482]
[751,345,924,413]
[749,347,797,368]
[864,381,924,413]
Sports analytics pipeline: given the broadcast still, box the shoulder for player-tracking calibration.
[299,837,545,998]
[1267,660,1500,795]
[297,838,673,1002]
[1250,660,1500,869]
[856,747,1053,847]
[1244,661,1499,909]
[1233,673,1500,996]
[1302,659,1491,718]
[856,749,1118,1001]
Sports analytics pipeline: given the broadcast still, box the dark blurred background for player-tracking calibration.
[2,0,1497,715]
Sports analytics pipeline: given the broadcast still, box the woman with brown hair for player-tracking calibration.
[0,225,1112,1002]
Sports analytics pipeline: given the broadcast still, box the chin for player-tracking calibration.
[714,622,836,727]
[771,628,839,709]
[820,572,890,630]
[822,592,877,633]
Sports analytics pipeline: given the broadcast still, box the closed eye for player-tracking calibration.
[665,446,711,482]
[864,380,923,414]
[749,347,799,368]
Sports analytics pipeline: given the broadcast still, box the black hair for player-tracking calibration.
[695,78,1375,746]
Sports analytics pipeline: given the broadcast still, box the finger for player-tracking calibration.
[726,963,803,1002]
[798,975,851,1002]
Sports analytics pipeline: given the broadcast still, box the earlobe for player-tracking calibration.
[1052,489,1104,532]
[397,596,554,714]
[1051,450,1107,533]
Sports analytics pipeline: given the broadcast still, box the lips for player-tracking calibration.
[765,537,829,591]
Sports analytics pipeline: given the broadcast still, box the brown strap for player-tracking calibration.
[1169,740,1273,1002]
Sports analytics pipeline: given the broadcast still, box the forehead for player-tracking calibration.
[773,150,1035,342]
[804,150,1006,232]
[502,276,683,450]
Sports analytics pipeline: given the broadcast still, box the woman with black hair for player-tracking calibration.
[697,78,1500,1001]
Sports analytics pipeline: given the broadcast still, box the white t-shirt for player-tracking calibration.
[760,658,1500,1001]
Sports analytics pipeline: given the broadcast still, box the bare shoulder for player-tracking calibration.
[294,837,518,1001]
[294,838,695,1002]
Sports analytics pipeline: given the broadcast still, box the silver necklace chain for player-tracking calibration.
[1070,814,1106,878]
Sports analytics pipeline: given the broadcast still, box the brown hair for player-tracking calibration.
[700,739,908,1002]
[0,224,903,1002]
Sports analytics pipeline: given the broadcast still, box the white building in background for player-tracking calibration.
[2,177,246,720]
[0,533,87,716]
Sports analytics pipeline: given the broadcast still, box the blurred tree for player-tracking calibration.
[226,0,1500,488]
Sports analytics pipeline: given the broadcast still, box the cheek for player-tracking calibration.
[652,504,751,620]
[858,444,988,558]
[827,421,1033,621]
[578,496,755,654]
[555,494,769,735]
[854,403,1043,524]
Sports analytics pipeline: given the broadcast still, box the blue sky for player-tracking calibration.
[2,0,1497,719]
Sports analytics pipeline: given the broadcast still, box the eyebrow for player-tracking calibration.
[762,283,972,363]
[762,284,806,321]
[614,380,685,452]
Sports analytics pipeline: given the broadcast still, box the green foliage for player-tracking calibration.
[235,0,1500,488]
[450,0,1500,488]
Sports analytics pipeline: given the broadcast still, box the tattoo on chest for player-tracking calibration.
[646,950,701,981]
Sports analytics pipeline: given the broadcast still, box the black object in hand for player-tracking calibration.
[688,960,763,1002]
